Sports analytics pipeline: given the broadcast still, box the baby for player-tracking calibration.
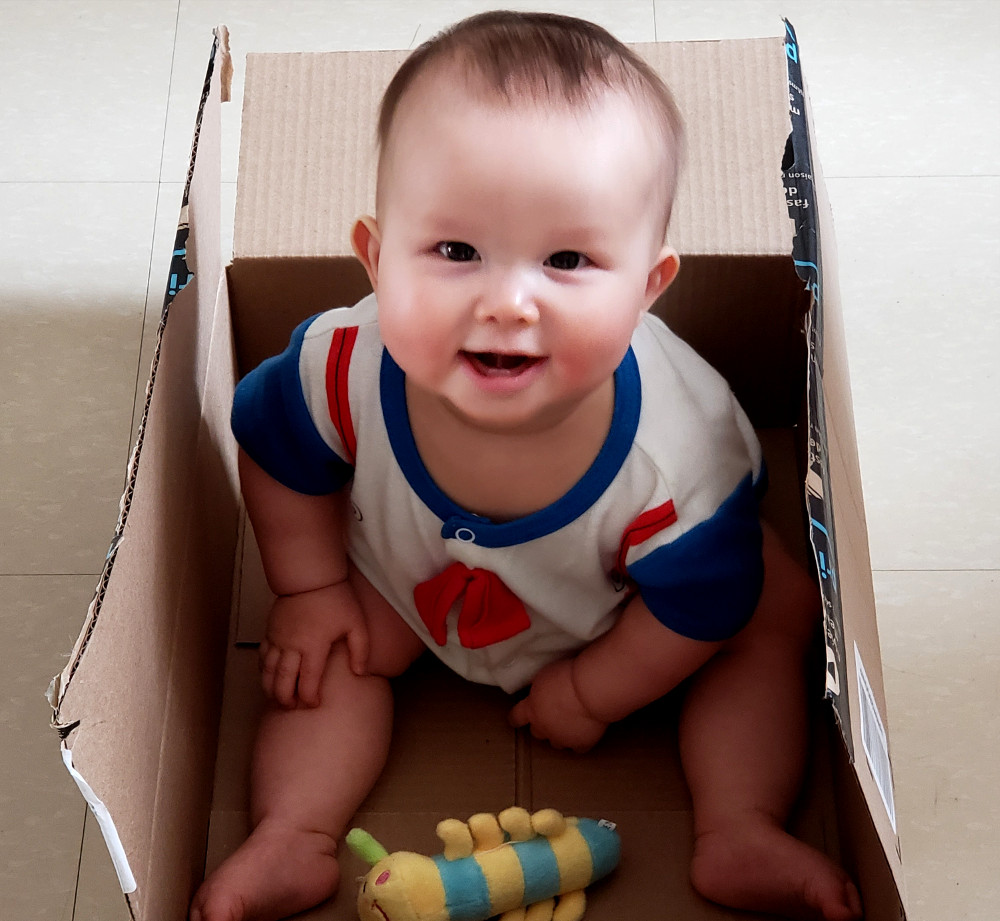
[192,12,862,921]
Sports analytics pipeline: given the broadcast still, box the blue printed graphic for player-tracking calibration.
[782,20,852,758]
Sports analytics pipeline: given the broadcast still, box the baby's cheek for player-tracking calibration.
[379,313,427,372]
[569,334,631,380]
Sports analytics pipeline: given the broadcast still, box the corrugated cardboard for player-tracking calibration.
[50,23,906,921]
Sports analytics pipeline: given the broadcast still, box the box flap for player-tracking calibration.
[49,28,239,919]
[234,49,407,260]
[635,38,792,257]
[233,40,791,261]
[782,21,904,893]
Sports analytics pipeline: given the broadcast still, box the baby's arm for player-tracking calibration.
[239,449,369,708]
[510,595,722,752]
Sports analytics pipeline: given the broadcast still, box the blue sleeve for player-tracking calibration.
[231,316,354,496]
[627,472,764,641]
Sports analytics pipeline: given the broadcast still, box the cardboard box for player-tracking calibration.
[49,22,907,921]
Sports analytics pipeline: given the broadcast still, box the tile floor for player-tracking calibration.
[1,1,997,918]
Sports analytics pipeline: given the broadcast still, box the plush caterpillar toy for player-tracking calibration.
[346,807,620,921]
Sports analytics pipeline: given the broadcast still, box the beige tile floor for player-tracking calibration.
[1,0,997,918]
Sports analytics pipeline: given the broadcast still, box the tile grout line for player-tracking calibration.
[871,568,1000,575]
[825,174,1000,181]
[0,180,161,185]
[125,0,184,486]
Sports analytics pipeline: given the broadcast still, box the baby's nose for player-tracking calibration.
[476,270,540,325]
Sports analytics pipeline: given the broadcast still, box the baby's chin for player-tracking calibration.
[442,389,610,440]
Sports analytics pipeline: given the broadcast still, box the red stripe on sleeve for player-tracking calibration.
[325,327,359,465]
[616,500,678,576]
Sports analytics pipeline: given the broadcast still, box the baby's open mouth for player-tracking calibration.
[462,351,543,375]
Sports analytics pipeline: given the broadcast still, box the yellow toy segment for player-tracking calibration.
[436,817,474,860]
[552,890,586,921]
[525,899,556,920]
[498,806,534,841]
[498,910,527,921]
[476,837,525,908]
[468,812,506,851]
[497,892,586,921]
[548,821,594,893]
[530,809,567,838]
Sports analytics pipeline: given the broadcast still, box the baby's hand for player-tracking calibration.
[509,658,609,754]
[260,580,369,709]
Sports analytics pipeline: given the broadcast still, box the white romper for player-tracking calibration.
[232,294,765,692]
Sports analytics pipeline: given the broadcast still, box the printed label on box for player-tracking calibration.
[854,643,898,832]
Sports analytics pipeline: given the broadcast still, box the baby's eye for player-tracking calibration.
[436,241,479,262]
[545,251,589,271]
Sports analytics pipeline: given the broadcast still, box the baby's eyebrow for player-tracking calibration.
[421,211,476,234]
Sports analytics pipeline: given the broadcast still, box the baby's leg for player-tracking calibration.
[679,524,862,921]
[190,567,425,921]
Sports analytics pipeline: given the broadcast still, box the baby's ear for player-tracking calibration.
[644,245,680,308]
[351,216,382,291]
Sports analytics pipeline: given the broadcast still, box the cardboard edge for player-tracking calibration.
[48,24,232,729]
[782,20,905,903]
[46,26,233,914]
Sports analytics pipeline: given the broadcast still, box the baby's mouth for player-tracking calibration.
[462,351,542,376]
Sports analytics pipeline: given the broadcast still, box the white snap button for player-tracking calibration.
[454,527,476,543]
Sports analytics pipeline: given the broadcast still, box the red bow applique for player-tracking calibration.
[413,563,531,649]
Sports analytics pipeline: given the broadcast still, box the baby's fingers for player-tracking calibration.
[345,624,370,677]
[296,650,327,709]
[508,697,532,730]
[259,641,278,699]
[262,647,303,708]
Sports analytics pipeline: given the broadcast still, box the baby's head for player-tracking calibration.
[374,10,684,235]
[352,12,686,435]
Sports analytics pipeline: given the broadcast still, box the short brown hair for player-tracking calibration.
[377,10,684,226]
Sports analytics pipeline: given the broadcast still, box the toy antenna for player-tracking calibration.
[346,827,389,866]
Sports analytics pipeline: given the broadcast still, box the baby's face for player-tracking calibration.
[362,73,678,435]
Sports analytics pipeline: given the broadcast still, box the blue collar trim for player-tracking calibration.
[379,349,641,548]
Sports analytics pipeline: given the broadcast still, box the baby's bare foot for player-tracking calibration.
[691,815,863,921]
[189,820,340,921]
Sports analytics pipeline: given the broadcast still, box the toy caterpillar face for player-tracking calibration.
[356,861,395,921]
[357,852,446,921]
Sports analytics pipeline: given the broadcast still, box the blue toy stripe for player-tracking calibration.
[433,854,492,921]
[515,837,562,905]
[575,819,622,881]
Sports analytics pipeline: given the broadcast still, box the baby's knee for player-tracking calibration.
[730,583,820,662]
[751,543,822,645]
[347,565,425,678]
[367,634,424,679]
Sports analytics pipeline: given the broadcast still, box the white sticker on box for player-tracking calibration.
[61,743,138,893]
[854,644,897,833]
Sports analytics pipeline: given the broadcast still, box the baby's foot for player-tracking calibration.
[189,820,340,921]
[690,815,863,921]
